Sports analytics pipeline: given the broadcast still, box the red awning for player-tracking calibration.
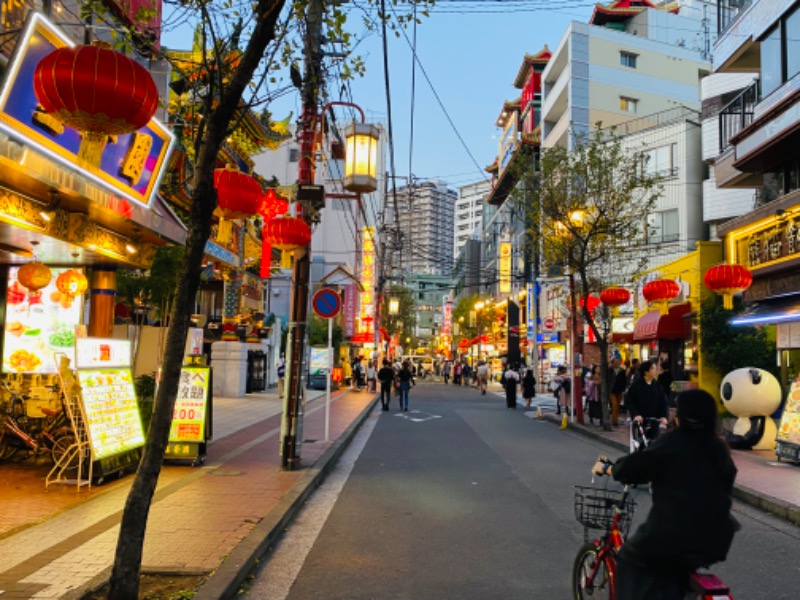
[350,331,374,344]
[470,334,490,346]
[633,304,691,342]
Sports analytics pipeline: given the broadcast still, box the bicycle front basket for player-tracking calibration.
[574,485,636,535]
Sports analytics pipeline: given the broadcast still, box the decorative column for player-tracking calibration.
[88,267,116,338]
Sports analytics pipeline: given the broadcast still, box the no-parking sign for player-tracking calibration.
[312,288,341,319]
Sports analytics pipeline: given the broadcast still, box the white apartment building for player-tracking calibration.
[454,180,491,258]
[541,4,710,150]
[394,180,457,276]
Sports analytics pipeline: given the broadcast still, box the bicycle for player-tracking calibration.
[629,416,666,453]
[572,459,733,600]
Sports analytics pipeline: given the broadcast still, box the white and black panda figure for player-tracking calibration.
[720,368,782,451]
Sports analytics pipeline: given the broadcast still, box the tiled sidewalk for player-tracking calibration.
[0,387,377,599]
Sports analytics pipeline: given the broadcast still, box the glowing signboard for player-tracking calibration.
[75,338,132,369]
[0,13,174,208]
[360,226,376,323]
[3,267,83,374]
[170,367,210,443]
[76,367,145,459]
[499,241,512,294]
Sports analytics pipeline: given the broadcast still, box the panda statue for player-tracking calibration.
[719,368,782,451]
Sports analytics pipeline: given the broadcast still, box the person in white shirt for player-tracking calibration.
[476,361,489,395]
[504,363,521,409]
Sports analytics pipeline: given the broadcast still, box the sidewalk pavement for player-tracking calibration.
[0,385,378,599]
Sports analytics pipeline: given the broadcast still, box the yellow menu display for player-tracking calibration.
[170,367,210,443]
[77,368,145,459]
[778,381,800,445]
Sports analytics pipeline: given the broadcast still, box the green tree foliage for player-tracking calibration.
[307,313,343,349]
[380,284,416,340]
[451,294,494,342]
[699,296,777,378]
[519,125,663,429]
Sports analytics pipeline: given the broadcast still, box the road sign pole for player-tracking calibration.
[325,316,332,442]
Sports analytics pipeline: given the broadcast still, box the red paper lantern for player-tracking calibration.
[579,294,601,314]
[33,42,158,165]
[704,264,752,310]
[17,262,52,291]
[263,216,311,268]
[600,286,630,317]
[642,279,681,315]
[214,166,263,220]
[259,189,290,220]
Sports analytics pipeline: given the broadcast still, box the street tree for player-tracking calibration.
[518,125,662,430]
[381,284,417,343]
[101,0,433,597]
[452,293,495,353]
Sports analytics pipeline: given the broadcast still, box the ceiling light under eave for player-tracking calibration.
[125,244,138,255]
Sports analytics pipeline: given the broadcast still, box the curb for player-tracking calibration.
[542,414,800,527]
[193,392,380,600]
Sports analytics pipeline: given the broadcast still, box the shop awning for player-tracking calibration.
[633,304,691,341]
[730,295,800,326]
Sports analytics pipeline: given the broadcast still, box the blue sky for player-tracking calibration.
[164,2,599,190]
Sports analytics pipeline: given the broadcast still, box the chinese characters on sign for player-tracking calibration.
[360,227,376,333]
[499,241,512,294]
[170,367,210,443]
[731,208,800,269]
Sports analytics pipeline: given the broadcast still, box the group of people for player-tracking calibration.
[500,361,537,410]
[376,359,416,412]
[441,360,474,386]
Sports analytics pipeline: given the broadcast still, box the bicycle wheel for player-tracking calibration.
[573,542,612,600]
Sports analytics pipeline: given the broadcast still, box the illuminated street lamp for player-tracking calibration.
[388,297,400,315]
[343,122,380,193]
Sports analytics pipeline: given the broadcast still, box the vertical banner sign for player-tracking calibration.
[526,282,535,343]
[343,284,357,338]
[507,300,521,365]
[499,241,512,294]
[442,298,453,359]
[360,227,376,327]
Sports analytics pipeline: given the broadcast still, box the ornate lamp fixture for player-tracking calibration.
[343,122,380,193]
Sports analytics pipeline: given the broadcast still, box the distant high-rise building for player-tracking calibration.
[395,180,456,275]
[454,180,490,258]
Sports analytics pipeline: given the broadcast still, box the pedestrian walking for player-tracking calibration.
[276,353,286,398]
[476,360,489,395]
[442,361,451,385]
[522,368,536,410]
[609,357,627,426]
[504,362,520,409]
[397,360,416,411]
[366,361,377,393]
[453,361,462,386]
[377,360,394,411]
[585,365,602,425]
[554,365,571,415]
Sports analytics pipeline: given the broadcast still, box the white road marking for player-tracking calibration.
[243,406,380,599]
[393,410,442,423]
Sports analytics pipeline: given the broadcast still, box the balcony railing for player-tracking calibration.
[718,80,760,153]
[718,0,753,35]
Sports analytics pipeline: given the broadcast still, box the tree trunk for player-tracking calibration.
[107,2,286,597]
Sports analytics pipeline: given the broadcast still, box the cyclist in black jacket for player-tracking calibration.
[594,389,738,599]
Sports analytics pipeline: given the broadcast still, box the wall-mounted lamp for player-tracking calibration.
[343,122,380,193]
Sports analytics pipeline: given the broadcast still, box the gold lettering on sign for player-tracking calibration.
[120,132,152,186]
[31,107,64,135]
[748,236,761,266]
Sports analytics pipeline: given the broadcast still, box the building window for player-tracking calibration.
[787,6,800,80]
[642,143,678,177]
[648,209,679,244]
[761,24,782,97]
[620,51,638,68]
[620,96,638,113]
[288,148,300,162]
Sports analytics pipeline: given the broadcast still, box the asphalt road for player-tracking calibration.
[247,382,800,599]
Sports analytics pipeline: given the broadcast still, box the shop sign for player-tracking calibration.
[611,317,634,335]
[343,284,358,338]
[526,282,536,343]
[442,299,452,336]
[777,321,800,349]
[360,227,376,323]
[0,13,174,208]
[728,207,800,270]
[499,241,512,294]
[170,367,210,443]
[540,283,569,331]
[75,338,132,370]
[204,241,240,268]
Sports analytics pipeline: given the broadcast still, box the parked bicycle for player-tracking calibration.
[572,459,733,600]
[0,381,75,465]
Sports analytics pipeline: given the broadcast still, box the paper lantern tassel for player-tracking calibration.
[216,219,233,244]
[280,250,292,269]
[260,242,272,279]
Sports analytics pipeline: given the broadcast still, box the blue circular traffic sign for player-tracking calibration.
[312,288,341,319]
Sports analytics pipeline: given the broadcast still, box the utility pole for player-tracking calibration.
[281,0,324,470]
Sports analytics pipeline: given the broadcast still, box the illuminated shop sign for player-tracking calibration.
[0,13,174,208]
[360,227,376,325]
[499,241,512,294]
[727,205,800,271]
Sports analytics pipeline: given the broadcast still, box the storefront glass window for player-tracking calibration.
[761,24,783,97]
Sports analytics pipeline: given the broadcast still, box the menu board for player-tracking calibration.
[77,368,145,459]
[2,267,83,374]
[170,367,210,443]
[778,380,800,445]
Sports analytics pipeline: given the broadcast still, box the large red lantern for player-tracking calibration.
[263,216,311,269]
[258,189,290,278]
[579,294,601,315]
[642,279,681,315]
[214,165,263,244]
[600,286,631,317]
[704,264,752,310]
[33,42,159,166]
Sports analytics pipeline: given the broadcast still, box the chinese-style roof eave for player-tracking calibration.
[486,143,537,206]
[496,98,521,127]
[513,46,552,88]
[589,0,679,26]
